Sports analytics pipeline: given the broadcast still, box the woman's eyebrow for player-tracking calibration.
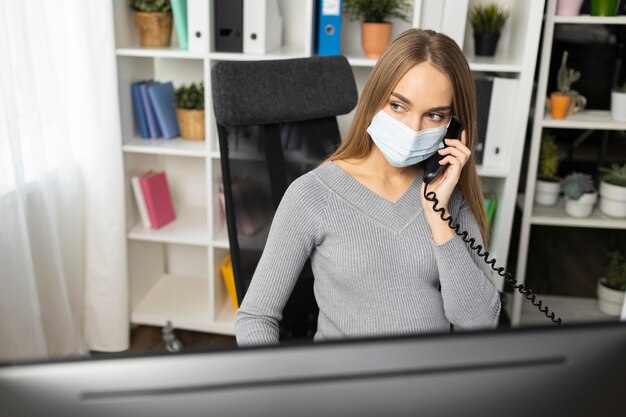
[390,92,412,105]
[427,105,452,112]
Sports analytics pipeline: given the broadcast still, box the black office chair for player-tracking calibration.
[211,56,358,340]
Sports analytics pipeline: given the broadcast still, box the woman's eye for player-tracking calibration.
[427,112,444,122]
[390,102,404,112]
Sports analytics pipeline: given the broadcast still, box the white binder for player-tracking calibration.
[482,77,519,168]
[187,0,209,52]
[419,0,468,48]
[243,0,283,54]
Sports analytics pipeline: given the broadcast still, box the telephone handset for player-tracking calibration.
[423,115,463,185]
[422,115,564,325]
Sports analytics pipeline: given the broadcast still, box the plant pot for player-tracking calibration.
[597,278,625,316]
[360,22,392,59]
[599,180,626,218]
[473,32,500,56]
[176,108,205,141]
[133,12,173,47]
[556,0,585,15]
[535,179,561,206]
[590,0,621,16]
[611,91,626,122]
[550,92,571,119]
[564,191,597,217]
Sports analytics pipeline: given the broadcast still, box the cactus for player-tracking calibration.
[561,172,595,200]
[175,83,204,110]
[538,134,560,181]
[605,251,626,292]
[129,0,171,13]
[557,51,580,94]
[599,163,626,187]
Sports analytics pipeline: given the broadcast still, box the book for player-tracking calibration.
[147,81,180,139]
[484,193,497,228]
[131,171,152,228]
[139,81,162,138]
[131,81,150,138]
[170,0,188,49]
[220,255,238,310]
[139,171,176,229]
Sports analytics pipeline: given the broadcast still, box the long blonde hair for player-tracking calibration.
[327,28,489,246]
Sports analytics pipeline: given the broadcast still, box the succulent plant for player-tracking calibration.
[175,83,204,110]
[599,163,626,187]
[605,250,626,292]
[129,0,172,13]
[561,172,595,200]
[614,81,626,93]
[343,0,412,23]
[469,2,510,33]
[557,51,581,94]
[538,133,560,181]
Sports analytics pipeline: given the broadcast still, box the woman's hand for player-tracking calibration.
[420,129,471,213]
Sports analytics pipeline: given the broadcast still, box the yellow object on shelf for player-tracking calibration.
[220,254,238,310]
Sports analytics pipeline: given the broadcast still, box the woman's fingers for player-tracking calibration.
[438,145,470,164]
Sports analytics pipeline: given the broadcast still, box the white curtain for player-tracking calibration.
[0,0,128,361]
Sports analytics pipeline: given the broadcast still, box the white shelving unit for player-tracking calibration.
[513,0,626,326]
[113,0,545,335]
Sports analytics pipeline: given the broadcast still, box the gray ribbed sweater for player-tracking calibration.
[235,161,501,346]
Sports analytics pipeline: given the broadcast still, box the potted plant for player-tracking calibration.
[591,0,621,16]
[549,51,586,119]
[556,0,585,15]
[611,81,626,122]
[561,172,597,217]
[175,82,205,141]
[597,250,626,317]
[343,0,412,59]
[535,133,561,206]
[598,163,626,218]
[129,0,173,48]
[468,2,510,57]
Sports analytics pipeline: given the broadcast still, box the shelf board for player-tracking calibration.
[213,299,237,335]
[209,46,308,61]
[116,47,205,59]
[467,55,523,73]
[554,15,626,25]
[128,205,209,246]
[123,138,208,157]
[343,50,378,67]
[212,218,271,251]
[515,294,621,326]
[530,197,626,229]
[476,165,508,178]
[131,274,212,332]
[542,110,626,130]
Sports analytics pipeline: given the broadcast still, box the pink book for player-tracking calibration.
[139,171,176,229]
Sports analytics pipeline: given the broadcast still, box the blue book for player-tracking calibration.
[317,0,342,56]
[171,0,188,49]
[131,81,150,138]
[140,82,162,138]
[147,81,180,139]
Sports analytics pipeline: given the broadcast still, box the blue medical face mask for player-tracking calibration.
[366,109,450,168]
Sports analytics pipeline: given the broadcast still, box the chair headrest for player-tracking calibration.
[211,56,358,127]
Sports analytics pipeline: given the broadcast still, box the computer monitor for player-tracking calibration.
[1,321,625,417]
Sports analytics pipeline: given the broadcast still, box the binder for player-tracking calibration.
[139,81,162,138]
[214,0,243,52]
[170,0,188,50]
[243,0,283,54]
[131,81,150,138]
[317,0,342,56]
[187,0,210,52]
[147,81,180,139]
[474,76,518,168]
[139,171,176,229]
[419,0,467,47]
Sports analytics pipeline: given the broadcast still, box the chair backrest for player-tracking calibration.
[211,56,358,340]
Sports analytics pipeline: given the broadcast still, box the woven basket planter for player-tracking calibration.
[176,109,205,141]
[133,12,172,47]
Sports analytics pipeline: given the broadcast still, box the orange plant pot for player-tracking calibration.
[361,22,392,59]
[550,92,571,119]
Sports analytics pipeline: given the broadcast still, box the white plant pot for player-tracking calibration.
[564,191,597,217]
[597,278,625,317]
[599,180,626,218]
[535,179,560,206]
[611,91,626,122]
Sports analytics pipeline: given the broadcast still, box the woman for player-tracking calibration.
[235,29,501,346]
